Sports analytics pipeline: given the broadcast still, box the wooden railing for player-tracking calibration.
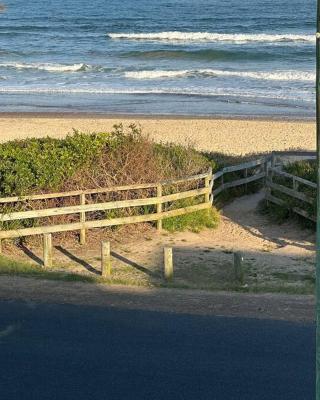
[0,150,315,249]
[0,170,213,246]
[212,157,268,197]
[265,167,316,222]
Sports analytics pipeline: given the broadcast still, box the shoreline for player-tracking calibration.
[0,113,316,155]
[0,111,315,123]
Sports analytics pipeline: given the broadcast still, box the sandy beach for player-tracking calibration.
[0,114,316,155]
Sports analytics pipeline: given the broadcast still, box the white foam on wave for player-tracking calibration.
[108,31,314,43]
[0,62,90,72]
[125,69,315,82]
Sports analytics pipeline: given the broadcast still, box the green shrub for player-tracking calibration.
[154,142,211,177]
[0,126,224,236]
[0,131,110,196]
[163,197,220,232]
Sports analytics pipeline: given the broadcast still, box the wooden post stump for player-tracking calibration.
[234,251,244,284]
[43,233,53,268]
[101,241,111,278]
[205,168,212,204]
[80,193,86,245]
[164,247,173,281]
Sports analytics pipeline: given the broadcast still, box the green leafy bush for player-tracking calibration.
[0,131,110,195]
[0,126,219,234]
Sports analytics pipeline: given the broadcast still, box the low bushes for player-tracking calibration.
[0,124,219,234]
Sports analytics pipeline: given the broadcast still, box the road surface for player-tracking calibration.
[0,300,315,400]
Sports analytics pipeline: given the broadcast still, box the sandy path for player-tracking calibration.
[0,115,315,155]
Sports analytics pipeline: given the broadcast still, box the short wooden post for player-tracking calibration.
[234,251,244,284]
[293,177,299,192]
[157,184,163,231]
[265,155,272,203]
[101,241,111,277]
[80,193,86,245]
[210,175,215,204]
[43,233,53,268]
[0,239,2,254]
[164,247,173,281]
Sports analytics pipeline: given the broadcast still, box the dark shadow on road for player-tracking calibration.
[55,246,100,275]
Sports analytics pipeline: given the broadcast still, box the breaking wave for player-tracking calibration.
[125,69,315,82]
[0,62,93,72]
[108,31,314,43]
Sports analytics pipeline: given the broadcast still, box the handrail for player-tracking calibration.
[0,187,208,222]
[0,171,209,204]
[0,170,213,240]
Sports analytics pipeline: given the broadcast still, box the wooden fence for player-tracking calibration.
[265,151,316,222]
[212,157,267,198]
[266,170,316,222]
[0,150,316,250]
[0,170,213,248]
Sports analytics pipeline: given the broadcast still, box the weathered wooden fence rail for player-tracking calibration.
[266,167,316,222]
[212,157,267,197]
[0,170,213,246]
[212,150,317,223]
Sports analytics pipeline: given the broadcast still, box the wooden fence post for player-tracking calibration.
[164,247,173,281]
[205,167,213,204]
[264,156,268,186]
[80,193,86,245]
[271,152,276,173]
[210,175,215,204]
[101,241,111,277]
[234,251,244,284]
[157,184,162,231]
[265,155,273,203]
[0,239,2,254]
[43,233,52,268]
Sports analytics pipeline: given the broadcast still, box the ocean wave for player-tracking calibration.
[0,62,92,72]
[125,69,315,82]
[0,87,312,102]
[108,31,314,43]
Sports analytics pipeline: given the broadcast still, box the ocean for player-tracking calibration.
[0,0,316,117]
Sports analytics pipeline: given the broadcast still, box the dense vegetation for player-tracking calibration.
[0,124,220,234]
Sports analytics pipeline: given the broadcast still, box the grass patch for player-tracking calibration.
[163,208,219,233]
[0,256,98,283]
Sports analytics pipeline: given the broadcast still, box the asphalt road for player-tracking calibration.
[0,300,315,400]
